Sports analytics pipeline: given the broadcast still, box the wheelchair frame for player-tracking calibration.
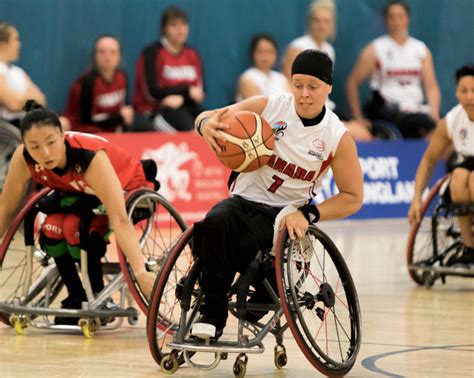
[0,186,187,337]
[147,224,361,377]
[406,175,474,288]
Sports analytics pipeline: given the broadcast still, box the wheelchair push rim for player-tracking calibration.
[275,225,361,376]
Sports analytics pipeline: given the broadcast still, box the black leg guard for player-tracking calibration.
[53,254,86,301]
[85,232,107,294]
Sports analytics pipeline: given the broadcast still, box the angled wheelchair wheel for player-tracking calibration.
[371,119,404,141]
[0,121,21,193]
[406,176,460,285]
[147,226,199,366]
[0,189,65,326]
[118,188,187,314]
[275,225,361,376]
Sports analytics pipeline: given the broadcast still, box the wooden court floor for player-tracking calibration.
[0,219,473,377]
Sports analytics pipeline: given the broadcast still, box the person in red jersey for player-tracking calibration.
[61,35,135,133]
[133,6,205,132]
[0,100,155,324]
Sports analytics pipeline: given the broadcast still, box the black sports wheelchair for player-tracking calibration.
[406,175,474,288]
[0,160,187,337]
[146,220,362,377]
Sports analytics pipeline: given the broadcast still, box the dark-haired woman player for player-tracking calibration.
[0,101,155,322]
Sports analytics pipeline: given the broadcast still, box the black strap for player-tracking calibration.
[79,70,98,124]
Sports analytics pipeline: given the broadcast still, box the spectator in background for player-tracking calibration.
[133,6,205,132]
[235,33,289,102]
[0,21,46,128]
[60,35,134,133]
[281,1,371,141]
[346,0,441,139]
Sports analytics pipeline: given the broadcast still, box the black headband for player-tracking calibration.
[291,49,333,85]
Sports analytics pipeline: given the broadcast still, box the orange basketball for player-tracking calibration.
[216,111,275,172]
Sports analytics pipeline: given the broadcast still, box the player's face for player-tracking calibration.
[309,8,334,42]
[385,4,409,36]
[164,18,189,46]
[2,27,21,62]
[23,126,67,170]
[456,76,474,121]
[291,74,332,118]
[95,37,121,72]
[253,39,277,72]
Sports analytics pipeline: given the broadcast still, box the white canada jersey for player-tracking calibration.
[235,67,288,102]
[0,62,29,121]
[446,104,474,158]
[288,35,335,63]
[230,93,347,207]
[370,35,428,113]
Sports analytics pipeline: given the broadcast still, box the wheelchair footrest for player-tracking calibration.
[0,303,138,319]
[168,340,265,354]
[408,264,474,277]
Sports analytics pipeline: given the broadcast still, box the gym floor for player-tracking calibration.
[0,219,472,377]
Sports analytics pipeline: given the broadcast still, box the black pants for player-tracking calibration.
[193,197,281,320]
[364,91,436,139]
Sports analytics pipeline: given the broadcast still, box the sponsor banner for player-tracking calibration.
[317,141,445,219]
[101,133,445,222]
[101,131,230,224]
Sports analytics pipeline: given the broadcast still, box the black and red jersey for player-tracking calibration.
[62,70,128,133]
[23,132,149,194]
[132,42,203,115]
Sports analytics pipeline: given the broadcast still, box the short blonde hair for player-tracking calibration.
[308,0,337,40]
[0,21,13,44]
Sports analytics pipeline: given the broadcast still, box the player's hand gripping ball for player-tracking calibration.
[216,111,275,172]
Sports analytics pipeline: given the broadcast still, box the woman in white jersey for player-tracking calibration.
[192,49,363,338]
[408,64,474,266]
[346,0,440,139]
[0,21,45,127]
[235,33,289,102]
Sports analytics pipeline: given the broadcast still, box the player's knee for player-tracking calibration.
[63,214,81,246]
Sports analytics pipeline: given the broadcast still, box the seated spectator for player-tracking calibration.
[0,21,46,127]
[235,33,289,102]
[281,1,371,141]
[133,6,204,132]
[60,35,134,133]
[346,0,441,139]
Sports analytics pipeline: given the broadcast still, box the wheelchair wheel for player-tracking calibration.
[371,119,403,141]
[0,121,21,193]
[275,225,361,376]
[118,188,187,314]
[0,189,65,326]
[147,226,198,366]
[406,176,459,285]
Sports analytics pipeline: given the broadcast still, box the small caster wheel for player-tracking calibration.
[79,318,100,338]
[127,308,139,325]
[274,344,287,369]
[10,314,27,335]
[422,271,435,289]
[160,354,179,375]
[233,353,248,378]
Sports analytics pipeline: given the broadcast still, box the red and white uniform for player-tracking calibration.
[62,70,128,133]
[24,132,148,194]
[230,93,347,207]
[446,104,474,158]
[370,35,428,113]
[133,41,203,115]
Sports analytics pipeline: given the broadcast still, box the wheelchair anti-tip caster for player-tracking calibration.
[160,353,179,375]
[233,353,248,377]
[9,314,27,335]
[127,308,139,325]
[274,343,287,369]
[79,317,101,338]
[422,270,437,289]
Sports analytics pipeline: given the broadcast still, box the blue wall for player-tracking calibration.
[1,0,473,116]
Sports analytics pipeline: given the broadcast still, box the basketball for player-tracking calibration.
[216,111,275,172]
